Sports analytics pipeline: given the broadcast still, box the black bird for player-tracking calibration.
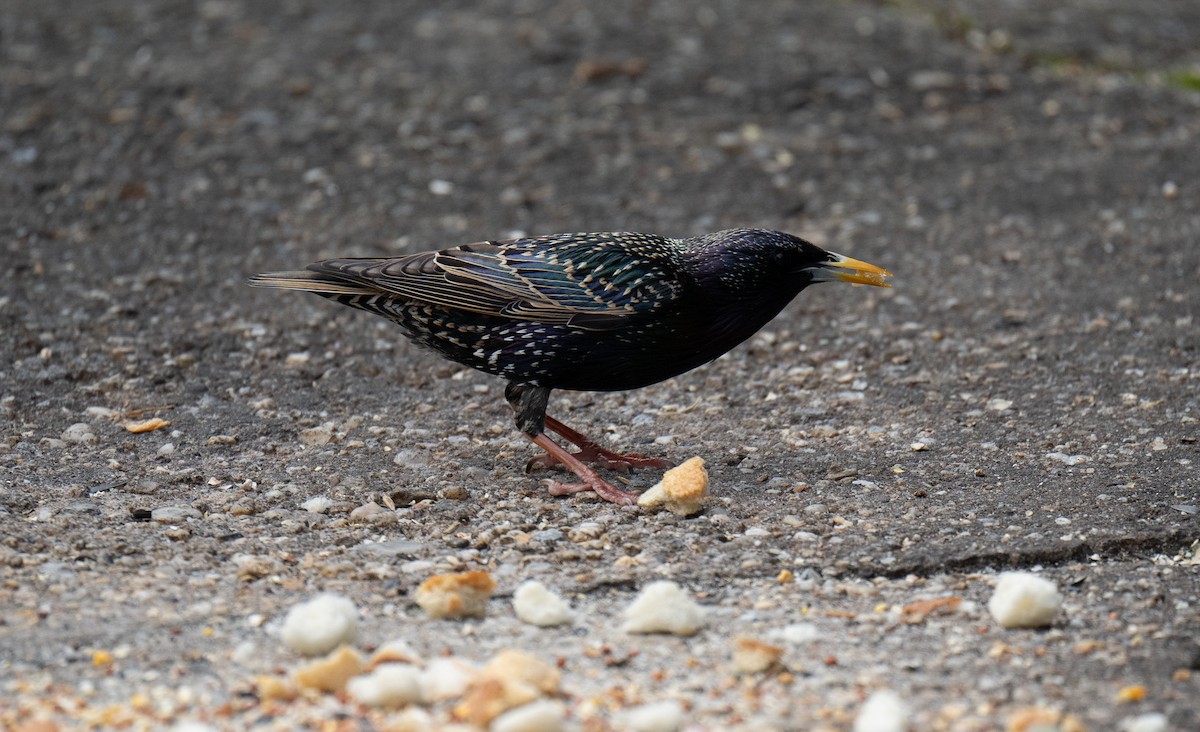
[250,229,890,505]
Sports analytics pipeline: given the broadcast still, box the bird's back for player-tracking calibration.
[250,232,713,390]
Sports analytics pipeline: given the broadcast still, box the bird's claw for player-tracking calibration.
[525,455,555,473]
[540,478,639,506]
[527,447,669,474]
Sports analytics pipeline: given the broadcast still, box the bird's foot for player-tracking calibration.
[526,432,643,506]
[541,478,640,506]
[583,446,672,472]
[540,414,671,472]
[526,445,670,474]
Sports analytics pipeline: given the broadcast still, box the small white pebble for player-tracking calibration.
[769,623,820,644]
[988,572,1062,628]
[429,179,454,196]
[280,593,359,656]
[346,663,422,708]
[157,442,176,456]
[419,657,477,702]
[622,581,705,636]
[1046,451,1088,466]
[1120,712,1169,732]
[299,425,333,447]
[490,699,567,732]
[61,422,97,444]
[151,506,201,524]
[301,167,328,184]
[301,496,333,514]
[230,641,257,666]
[853,689,910,732]
[349,501,397,525]
[623,700,684,732]
[512,581,574,627]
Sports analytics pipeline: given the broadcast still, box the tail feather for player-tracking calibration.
[248,270,378,295]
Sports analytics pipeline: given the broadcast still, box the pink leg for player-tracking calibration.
[526,433,641,505]
[529,415,671,472]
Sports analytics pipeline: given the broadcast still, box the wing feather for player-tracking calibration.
[302,234,686,329]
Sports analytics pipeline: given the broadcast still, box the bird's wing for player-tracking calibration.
[308,233,686,329]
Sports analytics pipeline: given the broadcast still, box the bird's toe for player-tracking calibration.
[526,454,561,473]
[541,478,639,506]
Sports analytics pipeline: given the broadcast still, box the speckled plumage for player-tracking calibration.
[250,228,890,505]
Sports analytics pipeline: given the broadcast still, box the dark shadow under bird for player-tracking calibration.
[250,228,890,505]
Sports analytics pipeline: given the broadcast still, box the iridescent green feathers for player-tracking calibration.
[250,232,685,331]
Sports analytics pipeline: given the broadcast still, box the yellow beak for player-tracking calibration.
[823,252,892,288]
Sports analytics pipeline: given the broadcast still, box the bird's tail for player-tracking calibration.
[247,270,377,295]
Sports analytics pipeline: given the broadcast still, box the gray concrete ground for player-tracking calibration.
[2,0,1198,729]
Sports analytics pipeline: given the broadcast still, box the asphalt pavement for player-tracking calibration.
[2,1,1198,729]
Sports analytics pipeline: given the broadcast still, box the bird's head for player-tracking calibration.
[688,229,891,300]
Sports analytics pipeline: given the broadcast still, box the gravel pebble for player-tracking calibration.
[61,422,97,444]
[353,539,425,557]
[232,553,279,581]
[770,623,820,644]
[1120,712,1169,732]
[348,501,398,525]
[151,506,202,523]
[61,501,101,514]
[853,689,910,732]
[1046,451,1088,466]
[299,425,333,446]
[128,481,161,495]
[623,700,684,732]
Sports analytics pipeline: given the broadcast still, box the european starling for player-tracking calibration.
[250,228,890,505]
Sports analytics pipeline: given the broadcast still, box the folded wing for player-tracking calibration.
[289,233,686,330]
